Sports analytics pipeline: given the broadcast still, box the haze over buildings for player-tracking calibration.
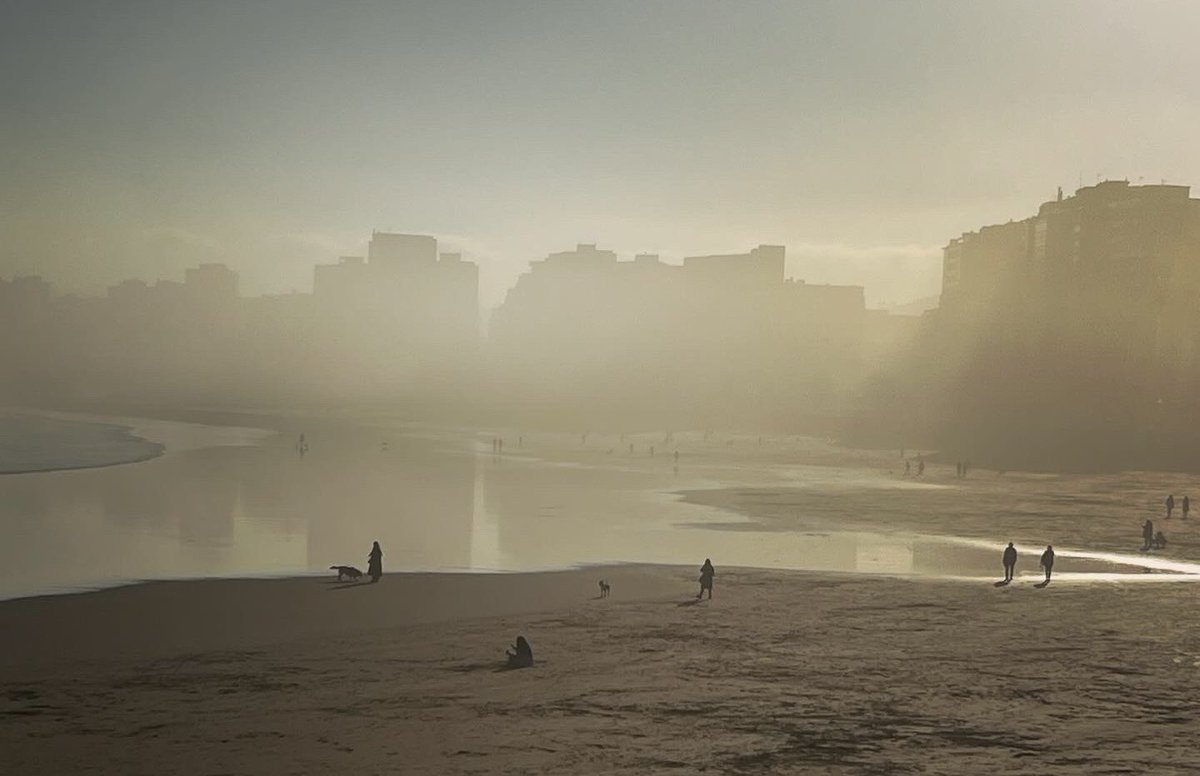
[862,181,1200,469]
[4,1,1199,310]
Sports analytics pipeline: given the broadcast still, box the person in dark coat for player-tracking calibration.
[367,541,383,583]
[1142,520,1154,551]
[1002,542,1018,583]
[1039,545,1055,583]
[697,558,715,599]
[506,636,533,667]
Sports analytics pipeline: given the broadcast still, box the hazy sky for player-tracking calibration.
[3,0,1199,308]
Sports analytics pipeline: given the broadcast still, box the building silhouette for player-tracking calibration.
[886,180,1200,469]
[489,243,866,427]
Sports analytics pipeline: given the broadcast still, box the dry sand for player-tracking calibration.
[4,565,1200,775]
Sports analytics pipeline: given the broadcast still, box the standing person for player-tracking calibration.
[904,460,911,477]
[916,457,925,477]
[1002,542,1018,583]
[1167,494,1175,519]
[1039,545,1055,584]
[1142,519,1154,551]
[1184,495,1190,520]
[697,558,715,600]
[367,541,383,583]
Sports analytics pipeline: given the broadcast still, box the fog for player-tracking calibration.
[4,2,1200,469]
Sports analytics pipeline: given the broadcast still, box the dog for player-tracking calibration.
[598,579,610,598]
[330,565,364,582]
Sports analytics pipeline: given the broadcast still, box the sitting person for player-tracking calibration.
[505,635,533,668]
[1154,531,1168,549]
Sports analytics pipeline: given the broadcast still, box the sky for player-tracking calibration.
[3,0,1199,310]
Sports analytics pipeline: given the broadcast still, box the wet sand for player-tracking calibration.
[4,566,1200,775]
[0,412,165,475]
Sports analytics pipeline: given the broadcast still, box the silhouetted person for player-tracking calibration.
[367,541,383,583]
[1184,495,1190,520]
[518,435,523,448]
[1167,494,1175,519]
[1154,531,1168,549]
[904,460,911,476]
[1002,542,1017,582]
[297,433,308,458]
[955,461,961,478]
[1142,519,1154,551]
[698,558,715,599]
[916,457,925,477]
[506,635,533,667]
[1039,545,1054,583]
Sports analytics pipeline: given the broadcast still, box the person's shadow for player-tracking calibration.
[676,598,704,607]
[993,580,1010,588]
[1033,580,1050,589]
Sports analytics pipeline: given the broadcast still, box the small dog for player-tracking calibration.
[330,565,364,582]
[598,579,610,598]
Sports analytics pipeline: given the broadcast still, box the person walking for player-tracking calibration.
[367,540,383,583]
[1039,545,1055,584]
[1002,542,1018,583]
[1184,495,1190,520]
[697,558,715,600]
[1142,519,1154,551]
[1167,494,1175,519]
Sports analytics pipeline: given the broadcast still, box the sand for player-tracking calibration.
[0,412,164,475]
[4,565,1200,775]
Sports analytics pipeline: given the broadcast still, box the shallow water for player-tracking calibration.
[0,416,1197,599]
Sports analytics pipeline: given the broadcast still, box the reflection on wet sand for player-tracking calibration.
[2,419,1200,600]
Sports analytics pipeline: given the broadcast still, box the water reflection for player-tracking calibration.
[1,419,1198,600]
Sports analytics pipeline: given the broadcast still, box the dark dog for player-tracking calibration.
[598,579,610,598]
[330,565,364,582]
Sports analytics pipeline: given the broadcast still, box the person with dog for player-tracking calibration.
[367,541,383,583]
[506,636,533,668]
[697,558,715,600]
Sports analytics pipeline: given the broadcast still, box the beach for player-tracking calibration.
[4,566,1200,774]
[5,415,1200,772]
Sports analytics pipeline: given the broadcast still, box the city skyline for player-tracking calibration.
[5,1,1200,310]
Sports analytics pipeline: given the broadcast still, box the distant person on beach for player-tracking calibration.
[956,461,962,478]
[1154,531,1168,550]
[916,457,925,477]
[1142,520,1154,551]
[904,460,911,477]
[1039,545,1054,583]
[1184,495,1190,520]
[697,558,715,599]
[1167,494,1175,519]
[367,541,383,583]
[297,433,308,458]
[506,635,533,667]
[1002,542,1017,582]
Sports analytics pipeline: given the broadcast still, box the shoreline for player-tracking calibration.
[0,412,165,476]
[6,564,1200,773]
